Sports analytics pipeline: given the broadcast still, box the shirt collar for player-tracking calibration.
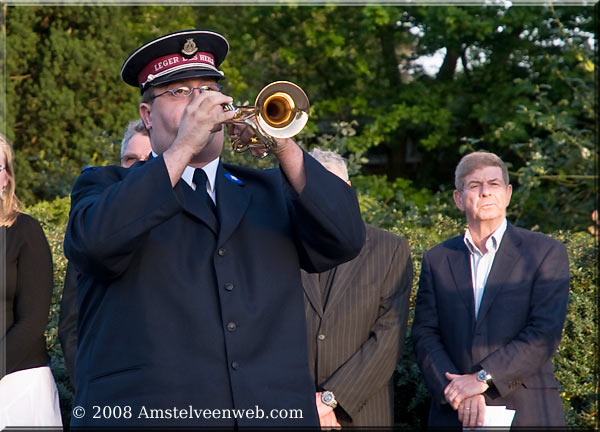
[464,218,508,256]
[182,158,219,193]
[152,150,219,192]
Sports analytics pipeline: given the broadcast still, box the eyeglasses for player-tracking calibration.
[151,84,223,101]
[120,155,148,167]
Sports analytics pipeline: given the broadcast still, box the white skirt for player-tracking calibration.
[0,365,63,427]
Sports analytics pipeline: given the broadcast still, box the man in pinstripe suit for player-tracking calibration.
[302,149,413,427]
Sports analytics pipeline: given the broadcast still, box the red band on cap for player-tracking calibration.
[138,52,216,86]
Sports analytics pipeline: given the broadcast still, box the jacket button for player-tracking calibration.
[227,322,237,332]
[224,283,234,291]
[231,361,239,370]
[218,248,226,256]
[318,334,326,340]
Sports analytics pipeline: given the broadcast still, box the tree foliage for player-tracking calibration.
[27,194,597,429]
[7,5,596,427]
[5,5,595,233]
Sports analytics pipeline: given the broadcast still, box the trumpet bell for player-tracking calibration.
[224,81,310,157]
[255,81,310,139]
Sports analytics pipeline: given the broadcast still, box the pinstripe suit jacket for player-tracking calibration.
[301,224,412,426]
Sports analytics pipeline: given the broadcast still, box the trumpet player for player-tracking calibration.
[64,29,365,428]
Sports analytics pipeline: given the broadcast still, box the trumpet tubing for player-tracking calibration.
[224,81,310,157]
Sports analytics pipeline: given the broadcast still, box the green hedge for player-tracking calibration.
[26,195,597,429]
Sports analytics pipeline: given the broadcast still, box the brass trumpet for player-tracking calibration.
[223,81,310,157]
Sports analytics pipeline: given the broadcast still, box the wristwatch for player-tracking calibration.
[320,390,338,409]
[476,369,493,385]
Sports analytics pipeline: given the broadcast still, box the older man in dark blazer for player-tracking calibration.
[302,149,412,428]
[411,151,569,429]
[64,30,365,428]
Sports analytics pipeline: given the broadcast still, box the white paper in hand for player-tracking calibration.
[463,405,516,431]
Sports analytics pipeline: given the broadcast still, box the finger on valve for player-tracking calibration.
[248,140,269,158]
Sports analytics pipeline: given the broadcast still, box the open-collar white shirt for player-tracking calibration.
[463,218,507,318]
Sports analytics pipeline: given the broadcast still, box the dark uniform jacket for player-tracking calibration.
[302,224,412,426]
[64,152,365,427]
[411,223,569,428]
[58,261,78,389]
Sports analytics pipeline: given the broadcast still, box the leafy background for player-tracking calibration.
[2,4,597,429]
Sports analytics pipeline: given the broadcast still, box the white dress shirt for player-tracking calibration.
[463,219,507,317]
[152,151,219,204]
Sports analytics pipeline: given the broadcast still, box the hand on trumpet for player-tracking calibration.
[174,89,235,158]
[222,81,309,158]
[226,123,265,158]
[226,122,294,159]
[227,120,305,192]
[147,81,236,187]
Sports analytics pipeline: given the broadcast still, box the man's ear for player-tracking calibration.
[505,184,513,207]
[139,103,152,131]
[453,189,464,211]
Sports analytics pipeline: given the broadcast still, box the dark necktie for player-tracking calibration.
[193,168,217,217]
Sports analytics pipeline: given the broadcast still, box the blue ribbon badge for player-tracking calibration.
[225,173,244,185]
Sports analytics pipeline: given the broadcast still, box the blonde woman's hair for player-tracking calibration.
[0,134,22,226]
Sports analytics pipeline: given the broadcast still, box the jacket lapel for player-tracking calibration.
[215,164,251,245]
[323,233,370,314]
[448,236,476,323]
[178,180,219,235]
[475,224,521,328]
[145,152,219,235]
[301,271,324,318]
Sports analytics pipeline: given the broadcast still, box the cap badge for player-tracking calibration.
[181,38,199,57]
